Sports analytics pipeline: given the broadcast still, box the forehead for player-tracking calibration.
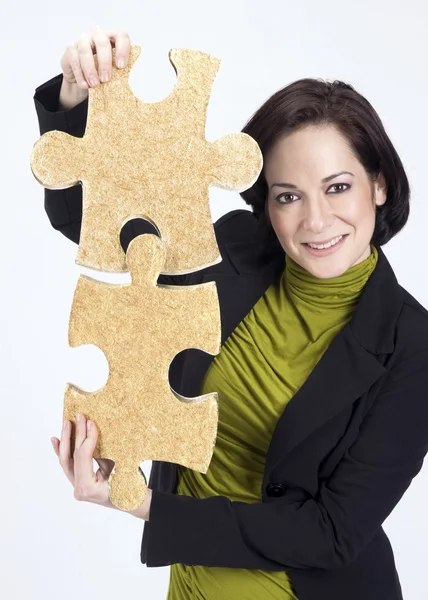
[265,124,358,176]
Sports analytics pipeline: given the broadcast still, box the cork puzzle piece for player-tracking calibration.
[64,232,222,511]
[30,45,263,275]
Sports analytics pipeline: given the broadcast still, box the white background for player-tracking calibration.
[2,0,428,598]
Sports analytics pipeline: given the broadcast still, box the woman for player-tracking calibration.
[37,27,428,600]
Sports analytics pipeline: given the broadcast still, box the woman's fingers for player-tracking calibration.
[63,27,131,90]
[73,417,108,501]
[88,26,112,83]
[75,415,101,482]
[76,32,101,87]
[50,415,93,487]
[50,437,59,455]
[88,27,131,81]
[51,417,111,506]
[109,30,131,69]
[65,41,88,90]
[74,413,87,451]
[57,420,75,485]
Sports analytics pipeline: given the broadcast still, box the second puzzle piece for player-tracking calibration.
[64,232,222,512]
[30,45,263,275]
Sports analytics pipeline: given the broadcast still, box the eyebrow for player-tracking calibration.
[270,171,355,189]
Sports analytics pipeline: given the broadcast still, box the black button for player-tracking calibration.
[266,482,286,497]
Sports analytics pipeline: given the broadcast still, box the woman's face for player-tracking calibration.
[264,124,387,279]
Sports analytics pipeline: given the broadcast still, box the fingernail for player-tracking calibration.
[87,421,92,431]
[117,58,126,68]
[77,413,81,423]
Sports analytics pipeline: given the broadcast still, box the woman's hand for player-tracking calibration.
[58,26,131,110]
[50,414,153,519]
[61,25,131,90]
[51,413,115,508]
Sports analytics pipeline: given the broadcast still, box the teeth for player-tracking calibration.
[307,235,343,249]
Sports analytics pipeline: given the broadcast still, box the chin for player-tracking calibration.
[309,265,349,279]
[295,252,353,280]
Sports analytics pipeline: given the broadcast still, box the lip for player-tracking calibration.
[303,235,347,245]
[303,234,349,256]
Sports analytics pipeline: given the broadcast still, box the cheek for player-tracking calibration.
[268,212,296,249]
[268,205,291,235]
[343,193,376,224]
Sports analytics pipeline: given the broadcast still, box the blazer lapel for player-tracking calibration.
[265,323,387,473]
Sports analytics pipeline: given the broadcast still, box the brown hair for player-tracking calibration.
[240,78,410,246]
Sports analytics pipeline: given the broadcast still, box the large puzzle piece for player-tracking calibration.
[30,45,262,275]
[64,232,221,511]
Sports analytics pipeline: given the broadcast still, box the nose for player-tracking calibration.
[301,195,334,234]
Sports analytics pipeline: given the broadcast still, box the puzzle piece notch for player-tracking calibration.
[63,233,221,511]
[30,45,263,275]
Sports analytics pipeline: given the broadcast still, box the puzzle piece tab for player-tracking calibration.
[64,233,221,511]
[30,45,263,275]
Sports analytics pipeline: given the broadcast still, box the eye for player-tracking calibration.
[328,183,351,193]
[274,182,350,205]
[275,192,299,205]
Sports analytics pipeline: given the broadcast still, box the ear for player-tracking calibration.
[374,172,387,207]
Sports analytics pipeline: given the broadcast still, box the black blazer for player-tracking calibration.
[34,73,428,600]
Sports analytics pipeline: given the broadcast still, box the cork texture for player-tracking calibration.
[64,233,221,511]
[30,45,263,275]
[32,45,262,511]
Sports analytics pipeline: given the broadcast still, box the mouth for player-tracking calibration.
[302,234,349,256]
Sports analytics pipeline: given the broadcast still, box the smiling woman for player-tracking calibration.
[34,33,427,600]
[263,125,386,278]
[240,78,410,280]
[159,76,423,600]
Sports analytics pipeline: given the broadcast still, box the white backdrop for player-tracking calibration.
[2,0,428,598]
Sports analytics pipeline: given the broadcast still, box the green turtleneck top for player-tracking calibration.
[167,244,379,600]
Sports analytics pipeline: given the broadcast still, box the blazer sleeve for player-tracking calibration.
[33,73,88,245]
[143,344,428,571]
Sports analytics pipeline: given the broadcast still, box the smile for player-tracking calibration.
[303,234,349,256]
